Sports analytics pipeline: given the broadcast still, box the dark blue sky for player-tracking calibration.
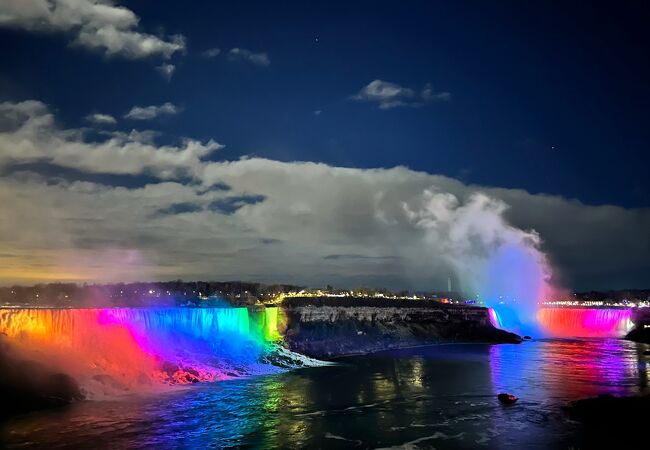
[1,1,648,207]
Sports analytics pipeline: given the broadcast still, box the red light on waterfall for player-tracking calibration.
[537,308,633,338]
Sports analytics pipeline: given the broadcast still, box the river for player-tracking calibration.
[2,338,648,449]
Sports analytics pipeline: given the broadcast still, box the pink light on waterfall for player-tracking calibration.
[537,308,634,338]
[488,308,501,328]
[0,307,283,398]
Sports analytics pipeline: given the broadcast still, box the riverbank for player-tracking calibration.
[625,307,650,343]
[564,393,650,448]
[626,326,650,344]
[566,393,650,425]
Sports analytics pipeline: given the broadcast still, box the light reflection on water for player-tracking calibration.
[2,339,649,449]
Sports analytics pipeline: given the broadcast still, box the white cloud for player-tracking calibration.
[0,100,219,179]
[352,79,450,109]
[124,102,179,120]
[228,48,270,67]
[85,113,116,125]
[0,0,186,59]
[202,47,221,58]
[0,99,647,291]
[156,63,175,80]
[421,83,451,102]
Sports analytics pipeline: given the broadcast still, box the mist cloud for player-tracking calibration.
[0,100,648,291]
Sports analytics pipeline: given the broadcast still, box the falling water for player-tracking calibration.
[0,307,309,398]
[480,243,551,337]
[537,308,634,338]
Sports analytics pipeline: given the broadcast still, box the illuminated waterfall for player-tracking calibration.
[0,307,287,396]
[480,244,550,336]
[488,306,635,338]
[537,308,634,338]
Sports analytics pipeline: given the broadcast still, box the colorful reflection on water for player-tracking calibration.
[489,339,646,399]
[3,339,648,449]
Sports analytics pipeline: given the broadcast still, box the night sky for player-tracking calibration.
[0,1,648,291]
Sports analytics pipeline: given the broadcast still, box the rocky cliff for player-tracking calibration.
[626,308,650,343]
[280,297,521,358]
[0,334,84,417]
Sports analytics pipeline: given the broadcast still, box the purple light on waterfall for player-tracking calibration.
[538,308,634,337]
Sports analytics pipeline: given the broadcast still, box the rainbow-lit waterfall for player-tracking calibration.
[0,307,295,397]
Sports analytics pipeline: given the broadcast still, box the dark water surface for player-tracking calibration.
[2,339,649,449]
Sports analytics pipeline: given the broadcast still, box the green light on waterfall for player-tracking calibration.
[263,307,281,341]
